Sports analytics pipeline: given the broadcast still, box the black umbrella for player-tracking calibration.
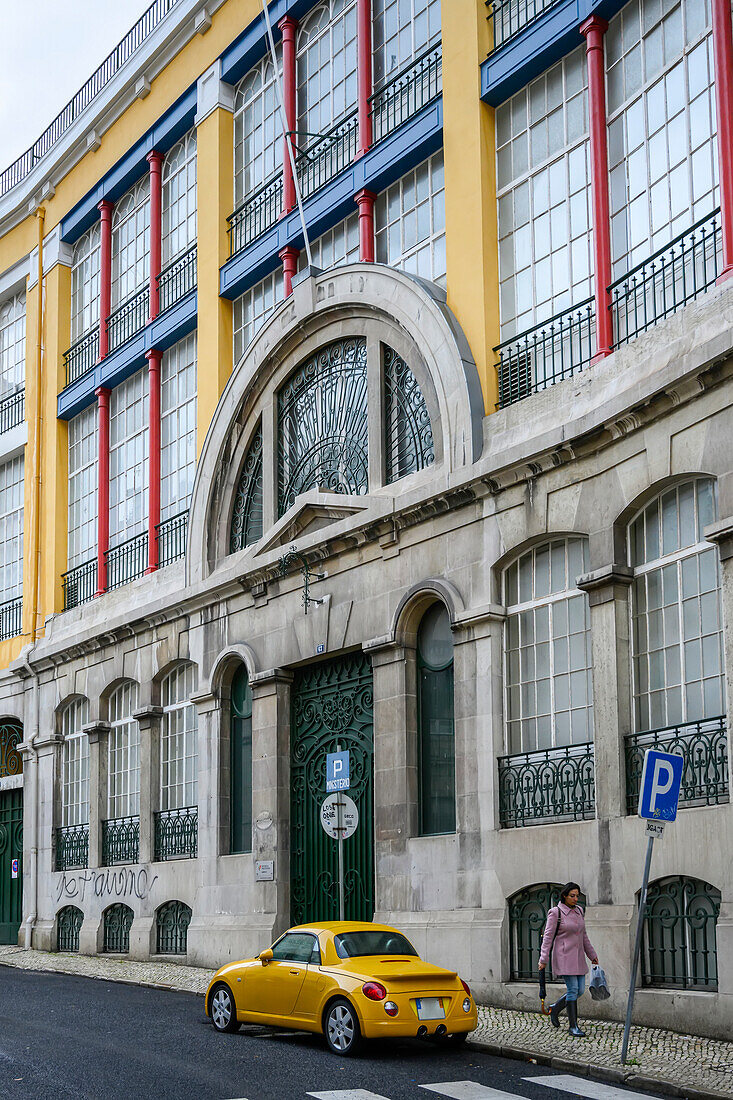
[538,967,549,1014]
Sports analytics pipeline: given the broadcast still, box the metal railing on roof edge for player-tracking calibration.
[0,0,182,198]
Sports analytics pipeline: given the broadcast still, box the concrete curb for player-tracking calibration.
[0,959,208,999]
[466,1038,732,1100]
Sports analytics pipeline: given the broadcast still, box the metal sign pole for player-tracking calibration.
[336,742,344,921]
[621,833,655,1064]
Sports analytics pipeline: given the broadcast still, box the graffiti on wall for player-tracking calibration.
[54,867,158,904]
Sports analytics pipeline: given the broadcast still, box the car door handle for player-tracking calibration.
[289,969,299,975]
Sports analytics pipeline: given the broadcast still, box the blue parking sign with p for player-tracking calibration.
[638,749,684,822]
[326,750,350,792]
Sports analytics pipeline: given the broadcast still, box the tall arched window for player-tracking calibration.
[372,0,441,87]
[234,53,282,206]
[417,603,455,835]
[71,222,100,342]
[0,292,25,399]
[629,478,724,731]
[230,666,253,854]
[162,129,197,266]
[61,698,89,828]
[111,176,150,309]
[643,876,721,991]
[297,0,358,137]
[160,665,198,812]
[108,682,140,819]
[503,538,593,754]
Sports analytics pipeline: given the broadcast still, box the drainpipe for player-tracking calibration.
[21,654,40,949]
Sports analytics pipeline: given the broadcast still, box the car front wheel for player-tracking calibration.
[324,998,361,1056]
[210,982,240,1033]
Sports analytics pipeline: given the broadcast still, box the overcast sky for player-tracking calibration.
[0,2,154,169]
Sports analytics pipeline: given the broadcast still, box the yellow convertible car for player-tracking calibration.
[204,921,477,1055]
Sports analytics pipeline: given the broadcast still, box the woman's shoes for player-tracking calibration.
[567,1000,586,1037]
[549,995,567,1028]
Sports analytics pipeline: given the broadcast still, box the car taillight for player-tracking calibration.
[362,981,387,1001]
[461,979,471,998]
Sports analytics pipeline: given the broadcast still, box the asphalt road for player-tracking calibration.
[0,967,669,1100]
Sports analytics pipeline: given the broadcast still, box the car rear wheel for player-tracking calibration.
[324,998,361,1056]
[210,983,240,1033]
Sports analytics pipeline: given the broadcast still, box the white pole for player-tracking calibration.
[260,0,313,268]
[621,834,655,1064]
[335,741,345,920]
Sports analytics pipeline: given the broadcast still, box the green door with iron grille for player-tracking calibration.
[290,653,373,925]
[0,789,22,944]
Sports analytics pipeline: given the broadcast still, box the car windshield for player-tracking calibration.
[334,931,419,959]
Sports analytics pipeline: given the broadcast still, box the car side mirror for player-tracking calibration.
[259,948,273,966]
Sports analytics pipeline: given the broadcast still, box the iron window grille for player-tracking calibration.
[230,426,263,553]
[158,245,196,314]
[103,904,134,953]
[102,815,140,866]
[54,825,89,870]
[509,883,586,980]
[62,559,98,611]
[156,900,192,955]
[384,346,434,483]
[486,0,563,54]
[156,511,188,568]
[63,327,99,389]
[56,905,84,953]
[0,390,24,435]
[369,42,442,144]
[625,717,729,812]
[0,597,22,642]
[0,721,22,778]
[106,285,149,354]
[105,532,148,591]
[154,807,198,861]
[642,877,721,991]
[498,742,596,828]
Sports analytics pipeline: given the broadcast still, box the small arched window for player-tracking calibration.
[230,666,253,854]
[57,905,83,953]
[156,900,192,955]
[417,603,455,835]
[643,876,721,991]
[230,425,263,552]
[508,883,586,980]
[160,665,198,812]
[108,682,140,820]
[61,699,90,828]
[629,478,723,732]
[103,903,134,953]
[234,53,282,205]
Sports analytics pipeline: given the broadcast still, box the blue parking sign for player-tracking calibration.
[326,750,350,792]
[638,749,684,822]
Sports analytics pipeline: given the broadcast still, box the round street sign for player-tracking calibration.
[320,793,359,840]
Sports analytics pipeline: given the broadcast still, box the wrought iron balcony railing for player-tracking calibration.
[154,806,198,861]
[486,0,563,53]
[105,531,148,591]
[158,244,196,313]
[64,327,99,388]
[295,111,360,203]
[102,815,140,865]
[0,596,22,642]
[611,209,722,349]
[495,297,596,408]
[55,824,89,870]
[0,0,182,198]
[107,285,150,354]
[0,390,24,435]
[498,741,596,828]
[62,559,98,611]
[228,172,284,257]
[156,510,188,568]
[625,716,729,813]
[370,42,443,144]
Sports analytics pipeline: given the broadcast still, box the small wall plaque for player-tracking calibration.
[255,859,274,881]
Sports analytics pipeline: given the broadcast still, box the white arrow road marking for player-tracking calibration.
[307,1091,392,1099]
[525,1075,671,1100]
[420,1083,531,1099]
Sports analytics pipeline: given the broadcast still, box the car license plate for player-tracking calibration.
[415,997,445,1020]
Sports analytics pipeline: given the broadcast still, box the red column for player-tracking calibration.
[580,16,613,360]
[356,0,373,158]
[147,150,164,320]
[95,387,110,596]
[146,349,162,574]
[97,200,113,359]
[355,189,376,262]
[280,245,300,296]
[279,15,298,215]
[712,0,733,281]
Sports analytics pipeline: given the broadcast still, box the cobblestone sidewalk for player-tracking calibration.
[1,946,731,1098]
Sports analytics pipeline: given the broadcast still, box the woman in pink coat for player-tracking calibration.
[539,881,599,1037]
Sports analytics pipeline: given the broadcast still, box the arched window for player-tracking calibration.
[71,222,100,341]
[160,665,198,812]
[509,883,586,980]
[111,176,150,308]
[162,129,197,265]
[0,720,22,778]
[234,53,282,206]
[0,292,25,398]
[61,699,89,828]
[297,0,358,136]
[643,876,721,991]
[230,666,253,854]
[503,538,593,754]
[372,0,441,87]
[384,345,434,482]
[230,425,263,552]
[156,900,192,955]
[417,603,455,835]
[103,903,134,953]
[629,478,723,732]
[108,682,140,820]
[57,905,83,953]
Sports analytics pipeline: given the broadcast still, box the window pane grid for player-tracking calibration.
[161,333,197,521]
[297,0,358,137]
[234,51,282,206]
[111,176,151,309]
[233,270,285,364]
[109,369,148,546]
[375,150,446,287]
[62,698,90,827]
[0,292,25,397]
[162,130,197,266]
[0,455,24,603]
[372,0,441,88]
[67,405,98,569]
[71,222,101,342]
[108,682,140,819]
[161,665,198,811]
[298,212,360,274]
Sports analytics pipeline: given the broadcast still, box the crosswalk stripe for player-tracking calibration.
[420,1083,529,1099]
[525,1074,667,1100]
[307,1091,392,1099]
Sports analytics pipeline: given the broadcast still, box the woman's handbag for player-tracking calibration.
[589,964,610,1000]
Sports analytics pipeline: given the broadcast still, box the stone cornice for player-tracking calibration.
[704,516,733,561]
[83,721,111,744]
[577,564,634,605]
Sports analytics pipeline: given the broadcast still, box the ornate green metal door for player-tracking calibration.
[0,789,22,944]
[290,654,373,925]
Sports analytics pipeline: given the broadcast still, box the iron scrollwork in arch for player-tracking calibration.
[277,338,369,516]
[230,424,263,553]
[384,345,434,483]
[0,722,22,778]
[643,876,721,990]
